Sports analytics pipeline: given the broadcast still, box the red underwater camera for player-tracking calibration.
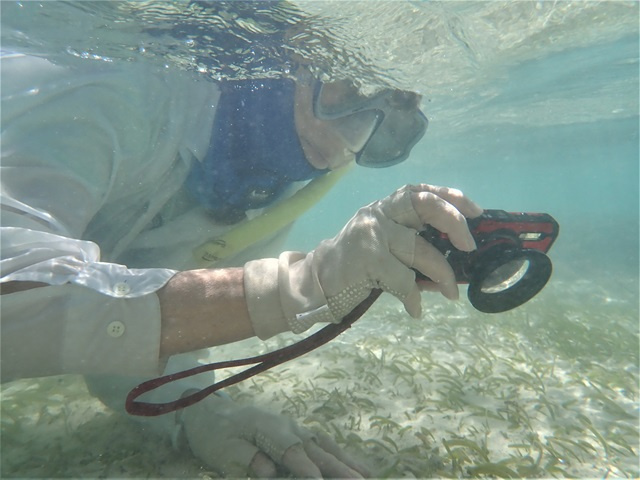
[417,210,559,313]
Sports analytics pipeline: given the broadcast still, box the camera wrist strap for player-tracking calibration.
[125,289,382,416]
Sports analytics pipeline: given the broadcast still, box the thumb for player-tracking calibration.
[402,284,423,319]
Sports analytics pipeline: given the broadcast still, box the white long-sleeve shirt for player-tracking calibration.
[1,53,285,381]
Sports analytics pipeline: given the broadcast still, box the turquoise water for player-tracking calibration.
[1,1,638,478]
[289,31,639,284]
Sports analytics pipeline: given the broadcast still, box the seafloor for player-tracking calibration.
[2,279,638,478]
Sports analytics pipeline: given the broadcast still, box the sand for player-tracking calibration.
[2,280,638,478]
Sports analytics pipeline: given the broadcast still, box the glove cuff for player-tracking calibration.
[244,252,337,339]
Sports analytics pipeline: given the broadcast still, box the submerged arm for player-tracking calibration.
[157,268,254,357]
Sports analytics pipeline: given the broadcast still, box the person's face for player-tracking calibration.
[294,75,376,170]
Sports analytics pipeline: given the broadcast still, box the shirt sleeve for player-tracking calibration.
[1,284,163,381]
[0,53,216,380]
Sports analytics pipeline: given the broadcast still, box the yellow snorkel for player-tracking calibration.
[193,164,352,267]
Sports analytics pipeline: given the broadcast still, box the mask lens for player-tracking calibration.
[313,80,428,167]
[357,109,428,167]
[328,110,383,153]
[315,80,380,118]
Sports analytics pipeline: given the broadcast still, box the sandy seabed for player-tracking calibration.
[2,279,638,479]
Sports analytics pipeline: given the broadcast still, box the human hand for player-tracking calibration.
[244,184,482,338]
[182,394,369,478]
[312,184,483,319]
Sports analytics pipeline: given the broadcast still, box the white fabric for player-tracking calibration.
[0,53,307,454]
[1,284,162,381]
[245,187,423,338]
[0,53,220,378]
[1,53,383,471]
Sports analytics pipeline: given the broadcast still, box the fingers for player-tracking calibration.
[409,184,483,219]
[314,430,371,477]
[378,187,424,230]
[412,235,459,300]
[380,212,456,305]
[411,191,476,252]
[380,184,481,253]
[249,452,278,478]
[403,284,423,318]
[281,438,366,479]
[303,441,364,478]
[281,443,323,478]
[369,241,421,317]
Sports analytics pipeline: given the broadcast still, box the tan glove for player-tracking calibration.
[182,394,369,477]
[244,184,483,339]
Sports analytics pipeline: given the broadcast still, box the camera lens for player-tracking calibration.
[468,246,552,313]
[480,258,530,293]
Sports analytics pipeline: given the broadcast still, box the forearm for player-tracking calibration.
[157,268,255,357]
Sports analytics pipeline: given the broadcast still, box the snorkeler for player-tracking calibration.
[1,52,482,477]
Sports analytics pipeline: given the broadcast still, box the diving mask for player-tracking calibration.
[313,80,428,167]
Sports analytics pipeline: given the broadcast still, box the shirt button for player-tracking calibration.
[107,321,125,338]
[114,282,131,296]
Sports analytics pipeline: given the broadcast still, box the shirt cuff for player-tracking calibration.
[243,252,336,340]
[243,257,289,339]
[61,284,163,376]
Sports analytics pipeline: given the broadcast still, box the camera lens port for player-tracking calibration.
[468,245,552,313]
